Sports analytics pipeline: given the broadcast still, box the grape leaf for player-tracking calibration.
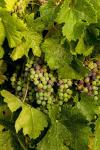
[11,30,42,60]
[37,106,71,150]
[0,18,5,45]
[11,13,43,60]
[93,117,100,150]
[42,38,72,70]
[42,38,88,79]
[4,0,17,11]
[0,8,26,48]
[39,1,58,27]
[77,94,98,121]
[75,35,94,56]
[1,90,48,139]
[56,0,97,41]
[60,106,91,150]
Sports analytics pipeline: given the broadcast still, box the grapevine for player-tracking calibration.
[0,0,100,150]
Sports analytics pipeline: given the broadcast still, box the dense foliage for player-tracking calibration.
[0,0,100,149]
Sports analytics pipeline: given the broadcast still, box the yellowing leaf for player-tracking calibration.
[1,90,48,139]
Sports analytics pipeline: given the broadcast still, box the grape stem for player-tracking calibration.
[23,82,29,102]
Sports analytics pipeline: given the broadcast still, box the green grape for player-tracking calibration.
[37,100,42,104]
[16,86,22,91]
[59,101,63,106]
[94,91,98,95]
[42,101,46,106]
[94,96,98,101]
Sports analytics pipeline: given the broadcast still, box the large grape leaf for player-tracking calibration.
[42,38,88,79]
[60,106,91,150]
[37,106,71,150]
[10,13,43,60]
[1,90,48,139]
[77,94,98,121]
[93,117,100,150]
[0,8,26,48]
[56,0,97,41]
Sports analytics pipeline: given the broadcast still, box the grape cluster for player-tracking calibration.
[29,64,56,110]
[10,58,73,112]
[77,60,100,100]
[57,79,73,106]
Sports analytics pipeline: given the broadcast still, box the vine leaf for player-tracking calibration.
[0,8,26,48]
[11,14,43,60]
[1,90,48,139]
[42,38,88,79]
[60,106,91,150]
[77,94,98,121]
[37,106,71,150]
[56,0,97,41]
[75,35,94,56]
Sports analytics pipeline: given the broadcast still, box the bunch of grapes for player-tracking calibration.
[77,60,100,100]
[29,64,56,110]
[57,79,73,106]
[10,57,73,112]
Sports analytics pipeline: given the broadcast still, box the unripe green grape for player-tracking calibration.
[17,86,22,91]
[66,89,73,95]
[59,93,63,98]
[63,79,68,83]
[64,84,68,89]
[94,91,98,95]
[42,101,46,106]
[38,92,44,97]
[92,81,97,86]
[83,87,88,93]
[64,98,68,102]
[43,85,48,90]
[34,80,39,85]
[38,83,43,89]
[94,96,98,101]
[34,74,38,79]
[67,80,72,86]
[63,93,68,98]
[38,73,43,78]
[37,100,41,104]
[59,101,63,106]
